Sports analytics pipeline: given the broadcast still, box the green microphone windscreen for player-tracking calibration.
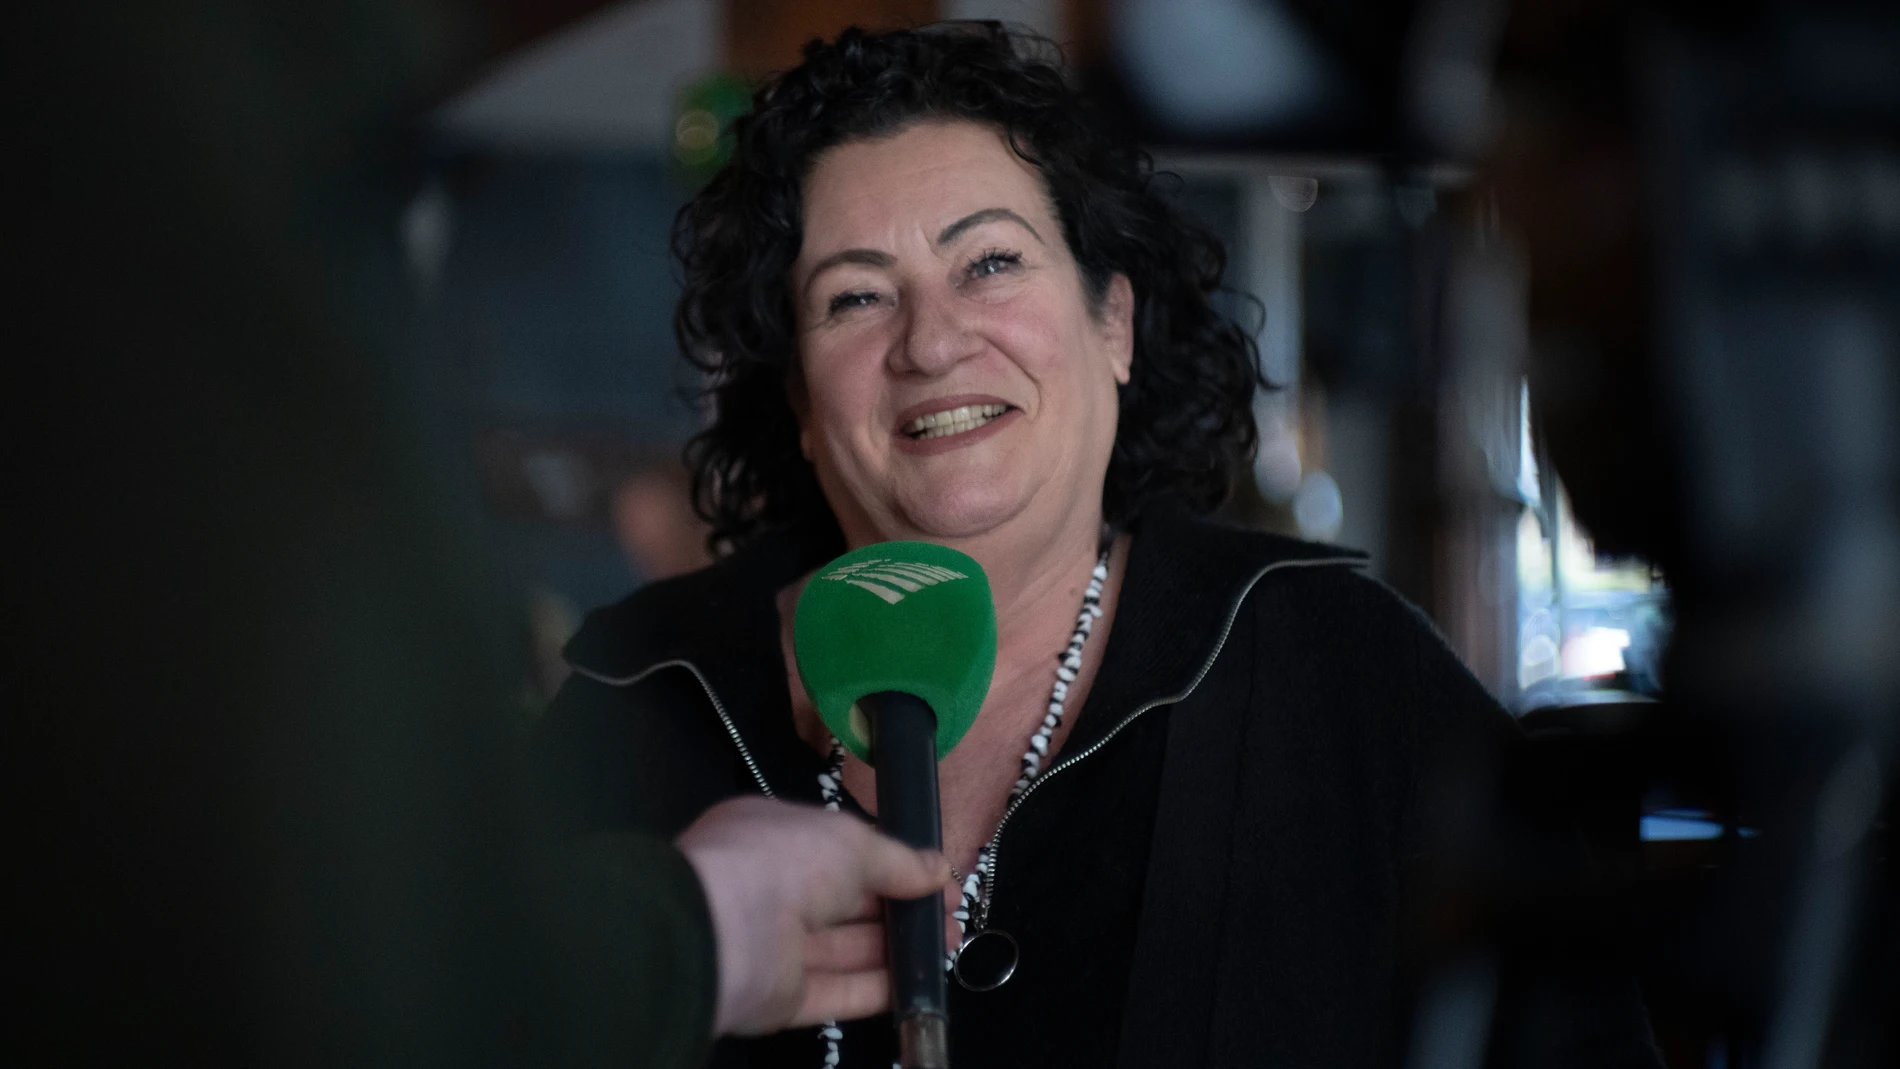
[793,541,996,765]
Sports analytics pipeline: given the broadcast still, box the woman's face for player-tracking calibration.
[791,120,1134,548]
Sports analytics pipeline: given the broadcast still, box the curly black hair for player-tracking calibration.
[675,21,1262,552]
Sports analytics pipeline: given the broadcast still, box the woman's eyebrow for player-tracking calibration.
[936,207,1043,247]
[802,248,895,300]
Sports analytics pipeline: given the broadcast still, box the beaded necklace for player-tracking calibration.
[812,545,1111,1067]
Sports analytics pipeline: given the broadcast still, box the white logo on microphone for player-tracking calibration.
[820,558,967,605]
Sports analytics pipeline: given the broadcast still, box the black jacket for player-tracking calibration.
[541,506,1661,1069]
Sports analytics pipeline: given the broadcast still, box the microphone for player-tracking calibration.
[793,541,995,1069]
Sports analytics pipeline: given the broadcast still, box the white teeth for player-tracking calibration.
[902,403,1009,438]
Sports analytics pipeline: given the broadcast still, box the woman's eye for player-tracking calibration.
[967,250,1022,279]
[827,291,880,315]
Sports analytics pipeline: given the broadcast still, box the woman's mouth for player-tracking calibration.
[901,403,1012,440]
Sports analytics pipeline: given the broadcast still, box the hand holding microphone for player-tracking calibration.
[676,796,955,1036]
[794,542,997,1069]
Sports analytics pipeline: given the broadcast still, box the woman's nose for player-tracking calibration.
[892,288,983,376]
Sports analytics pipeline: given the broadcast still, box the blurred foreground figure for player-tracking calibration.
[1484,2,1898,1066]
[11,3,943,1065]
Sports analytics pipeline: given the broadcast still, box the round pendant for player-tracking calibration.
[953,929,1019,992]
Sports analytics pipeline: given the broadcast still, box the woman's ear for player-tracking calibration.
[1101,274,1135,385]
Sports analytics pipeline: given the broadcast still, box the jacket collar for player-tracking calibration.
[562,504,1366,771]
[563,520,842,801]
[1056,505,1366,755]
[563,522,829,684]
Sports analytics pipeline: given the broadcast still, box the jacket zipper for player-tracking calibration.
[972,555,1361,930]
[570,658,777,798]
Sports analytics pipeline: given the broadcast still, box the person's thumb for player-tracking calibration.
[855,829,952,904]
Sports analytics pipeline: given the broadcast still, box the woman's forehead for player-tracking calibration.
[800,121,1055,245]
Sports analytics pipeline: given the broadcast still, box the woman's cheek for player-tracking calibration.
[988,309,1074,382]
[806,349,879,441]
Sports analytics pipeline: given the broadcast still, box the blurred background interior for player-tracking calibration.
[420,0,1680,714]
[410,5,1897,1066]
[17,1,1893,1067]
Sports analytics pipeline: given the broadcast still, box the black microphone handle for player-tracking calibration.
[862,690,950,1069]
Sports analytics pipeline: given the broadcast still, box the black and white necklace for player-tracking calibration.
[813,546,1111,1066]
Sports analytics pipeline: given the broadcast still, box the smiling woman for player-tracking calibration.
[537,21,1662,1069]
[791,119,1134,552]
[674,24,1258,553]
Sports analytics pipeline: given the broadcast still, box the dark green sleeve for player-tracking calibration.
[542,833,719,1069]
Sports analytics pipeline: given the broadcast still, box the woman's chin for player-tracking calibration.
[891,482,1033,543]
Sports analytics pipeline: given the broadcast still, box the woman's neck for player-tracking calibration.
[832,496,1113,696]
[917,508,1108,678]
